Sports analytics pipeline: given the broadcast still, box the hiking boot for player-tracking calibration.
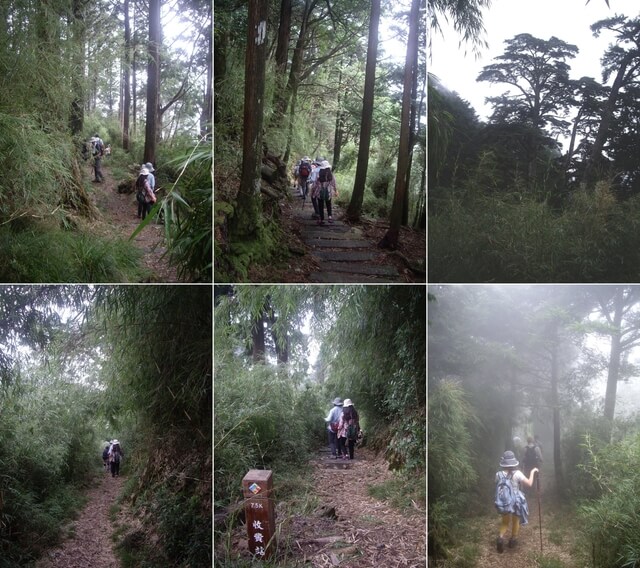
[328,216,334,224]
[496,537,504,553]
[508,538,517,549]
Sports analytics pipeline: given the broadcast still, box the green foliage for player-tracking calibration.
[428,379,478,561]
[367,475,426,513]
[577,432,640,567]
[429,185,640,282]
[0,222,144,282]
[94,286,212,566]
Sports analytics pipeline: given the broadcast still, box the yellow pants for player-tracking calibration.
[499,513,520,539]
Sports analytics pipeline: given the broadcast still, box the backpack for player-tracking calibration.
[299,161,311,178]
[494,471,516,514]
[102,447,109,460]
[319,183,330,202]
[524,445,538,468]
[330,422,339,433]
[347,422,358,441]
[318,167,333,183]
[111,445,121,463]
[92,139,104,157]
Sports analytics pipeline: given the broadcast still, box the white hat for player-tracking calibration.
[343,398,353,407]
[140,167,149,175]
[144,162,155,172]
[321,160,331,168]
[112,439,119,445]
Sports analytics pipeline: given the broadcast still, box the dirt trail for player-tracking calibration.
[226,447,426,567]
[35,471,125,568]
[85,159,180,282]
[471,497,578,567]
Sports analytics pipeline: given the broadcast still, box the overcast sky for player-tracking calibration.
[429,0,639,133]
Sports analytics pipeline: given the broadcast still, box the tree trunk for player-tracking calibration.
[583,52,636,189]
[123,0,131,150]
[274,0,292,73]
[231,0,268,239]
[252,313,266,363]
[132,0,137,137]
[402,28,421,226]
[346,0,380,222]
[201,13,212,137]
[69,0,85,136]
[550,323,565,496]
[143,0,161,164]
[332,68,344,170]
[379,0,420,249]
[604,287,624,427]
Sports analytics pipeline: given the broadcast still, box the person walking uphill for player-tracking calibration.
[324,398,344,459]
[494,450,538,553]
[108,439,124,478]
[135,167,156,220]
[312,160,338,226]
[91,134,105,182]
[338,398,360,460]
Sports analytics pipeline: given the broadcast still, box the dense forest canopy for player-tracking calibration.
[429,284,640,567]
[0,285,211,566]
[428,1,640,283]
[0,0,212,282]
[214,0,426,281]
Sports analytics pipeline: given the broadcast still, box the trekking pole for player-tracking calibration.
[536,471,543,553]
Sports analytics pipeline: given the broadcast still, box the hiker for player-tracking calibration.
[324,398,344,459]
[102,442,111,472]
[109,439,124,478]
[307,160,321,219]
[144,162,156,193]
[135,167,156,220]
[494,450,538,553]
[337,398,360,460]
[312,160,337,226]
[91,134,105,182]
[522,436,543,478]
[296,156,312,199]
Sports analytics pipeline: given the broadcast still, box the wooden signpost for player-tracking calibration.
[242,469,276,559]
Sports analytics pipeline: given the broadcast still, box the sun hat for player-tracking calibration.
[499,450,518,468]
[140,167,149,175]
[321,160,331,168]
[112,439,119,445]
[144,162,155,172]
[332,397,343,406]
[343,398,353,407]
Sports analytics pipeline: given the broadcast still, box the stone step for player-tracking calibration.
[309,272,397,283]
[312,251,379,262]
[305,239,369,249]
[304,231,360,241]
[319,262,399,277]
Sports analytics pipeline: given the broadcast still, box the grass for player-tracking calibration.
[366,474,426,513]
[0,221,146,282]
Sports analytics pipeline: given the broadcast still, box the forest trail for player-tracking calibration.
[289,186,402,283]
[86,159,179,282]
[35,471,125,568]
[226,447,425,566]
[469,499,578,568]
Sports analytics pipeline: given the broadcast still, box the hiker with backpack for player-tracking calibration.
[324,398,344,459]
[108,439,124,478]
[337,398,360,460]
[296,156,312,199]
[135,166,156,220]
[307,160,321,219]
[522,436,543,478]
[494,450,539,553]
[91,134,105,182]
[102,442,111,472]
[312,160,338,225]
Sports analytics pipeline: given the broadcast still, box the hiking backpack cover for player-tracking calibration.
[494,471,516,514]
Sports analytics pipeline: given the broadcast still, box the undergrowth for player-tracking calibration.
[0,222,145,282]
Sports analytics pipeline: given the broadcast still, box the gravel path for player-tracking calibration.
[35,472,125,568]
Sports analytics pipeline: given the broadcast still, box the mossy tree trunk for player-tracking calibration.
[346,0,380,223]
[143,0,161,164]
[379,0,420,249]
[232,0,268,240]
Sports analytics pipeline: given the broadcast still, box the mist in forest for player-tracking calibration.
[428,285,640,567]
